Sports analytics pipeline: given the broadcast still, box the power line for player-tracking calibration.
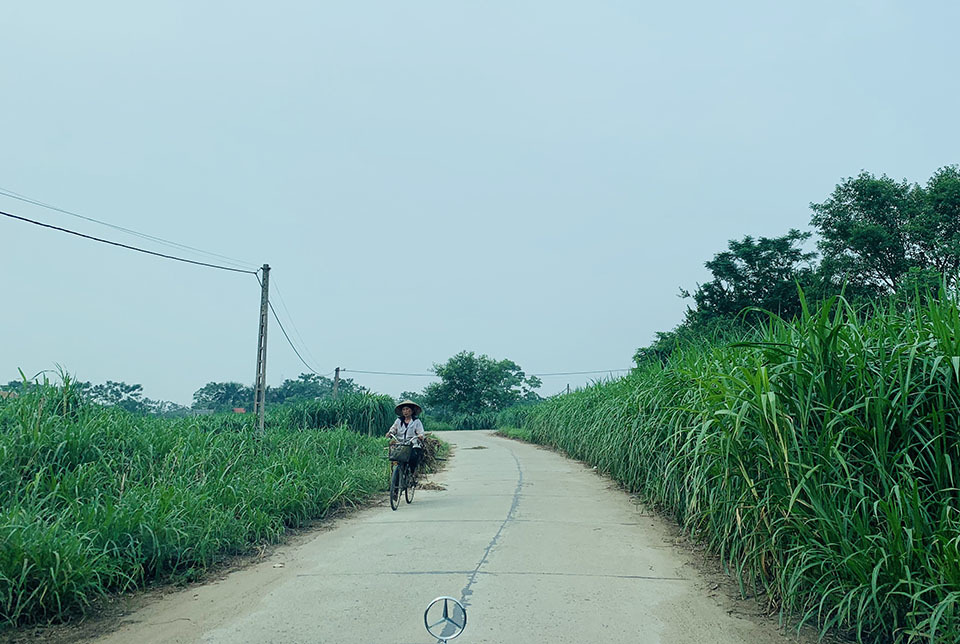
[1,208,259,274]
[271,277,322,369]
[339,368,633,378]
[530,369,632,377]
[342,369,437,377]
[256,273,326,376]
[268,300,321,375]
[0,187,258,271]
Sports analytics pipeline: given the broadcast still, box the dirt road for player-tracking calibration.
[90,431,810,644]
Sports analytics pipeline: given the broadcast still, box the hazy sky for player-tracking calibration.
[2,1,958,405]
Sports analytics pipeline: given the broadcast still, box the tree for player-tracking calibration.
[686,229,816,323]
[422,351,542,414]
[1,380,27,393]
[909,165,960,283]
[192,381,254,412]
[810,172,921,293]
[265,373,366,405]
[87,380,147,413]
[811,167,960,294]
[141,398,190,417]
[266,373,333,404]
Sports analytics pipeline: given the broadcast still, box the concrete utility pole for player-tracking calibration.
[253,264,270,431]
[566,383,571,395]
[333,367,340,398]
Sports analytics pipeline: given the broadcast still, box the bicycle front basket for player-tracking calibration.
[389,444,414,463]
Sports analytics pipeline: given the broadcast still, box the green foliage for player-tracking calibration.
[397,391,423,403]
[0,380,27,394]
[0,383,391,628]
[913,165,960,278]
[2,377,188,417]
[519,293,960,643]
[687,229,816,323]
[267,373,364,405]
[191,373,366,413]
[810,166,960,293]
[634,315,750,366]
[83,380,145,411]
[419,404,537,431]
[495,426,533,442]
[191,381,252,412]
[271,393,396,436]
[423,351,541,415]
[646,166,960,376]
[417,414,455,431]
[439,411,499,430]
[495,405,534,429]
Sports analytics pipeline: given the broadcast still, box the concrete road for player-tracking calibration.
[91,431,805,644]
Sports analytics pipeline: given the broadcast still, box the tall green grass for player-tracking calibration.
[496,404,534,430]
[272,393,396,435]
[520,294,960,643]
[0,381,391,628]
[423,410,499,431]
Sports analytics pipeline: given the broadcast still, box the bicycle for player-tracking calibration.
[388,439,418,511]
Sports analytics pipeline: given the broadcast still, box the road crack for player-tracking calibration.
[458,448,523,608]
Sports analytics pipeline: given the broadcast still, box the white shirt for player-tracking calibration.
[388,418,425,447]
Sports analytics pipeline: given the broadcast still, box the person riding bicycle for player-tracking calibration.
[386,400,425,473]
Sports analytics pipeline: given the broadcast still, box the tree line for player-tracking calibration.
[637,166,960,364]
[402,350,542,419]
[191,373,365,413]
[1,378,188,416]
[0,372,368,416]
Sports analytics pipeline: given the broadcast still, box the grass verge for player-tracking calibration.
[516,294,960,643]
[0,381,430,629]
[494,426,532,442]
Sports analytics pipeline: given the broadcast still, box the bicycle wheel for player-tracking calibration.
[404,465,416,504]
[389,464,401,511]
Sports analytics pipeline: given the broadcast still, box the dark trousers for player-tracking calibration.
[409,447,423,471]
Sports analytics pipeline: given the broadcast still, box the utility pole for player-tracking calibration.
[566,383,570,395]
[252,264,270,432]
[333,367,340,398]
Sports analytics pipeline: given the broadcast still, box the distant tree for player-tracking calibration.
[397,390,424,404]
[142,398,190,417]
[423,351,542,414]
[87,380,147,413]
[685,229,816,323]
[909,165,960,284]
[809,169,960,294]
[328,375,365,397]
[639,167,960,367]
[266,373,332,404]
[3,376,187,415]
[1,380,26,392]
[192,381,254,412]
[264,373,366,405]
[810,172,917,293]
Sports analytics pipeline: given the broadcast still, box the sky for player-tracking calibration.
[2,1,958,405]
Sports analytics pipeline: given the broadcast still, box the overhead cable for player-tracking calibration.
[340,368,633,378]
[342,369,437,377]
[1,209,258,274]
[268,300,321,375]
[0,187,258,271]
[271,277,322,369]
[256,273,325,376]
[530,369,632,377]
